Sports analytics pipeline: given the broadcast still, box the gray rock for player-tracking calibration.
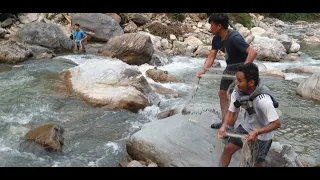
[0,27,8,38]
[71,13,123,42]
[127,160,145,167]
[0,40,33,64]
[148,50,173,67]
[19,13,40,24]
[127,111,303,167]
[128,13,149,26]
[18,22,73,49]
[105,13,121,24]
[20,124,64,153]
[98,33,154,65]
[296,73,320,101]
[281,41,292,53]
[1,18,13,28]
[124,21,138,33]
[126,113,221,167]
[26,44,56,59]
[265,142,303,167]
[63,59,160,112]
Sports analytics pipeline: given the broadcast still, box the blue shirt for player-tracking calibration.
[73,30,86,46]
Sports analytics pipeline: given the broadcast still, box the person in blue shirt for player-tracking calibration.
[70,23,88,53]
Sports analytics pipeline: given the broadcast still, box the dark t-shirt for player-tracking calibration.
[211,29,249,69]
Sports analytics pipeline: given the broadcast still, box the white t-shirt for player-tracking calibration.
[228,90,279,141]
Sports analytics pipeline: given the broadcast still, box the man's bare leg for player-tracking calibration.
[219,143,241,167]
[211,90,229,129]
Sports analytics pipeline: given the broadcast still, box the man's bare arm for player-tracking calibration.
[201,50,218,72]
[256,119,281,136]
[82,34,88,41]
[244,46,257,64]
[221,110,237,128]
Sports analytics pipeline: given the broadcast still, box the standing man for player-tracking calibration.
[217,62,281,167]
[196,13,257,129]
[70,23,88,53]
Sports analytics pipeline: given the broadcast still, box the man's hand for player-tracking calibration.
[246,130,258,143]
[196,69,206,78]
[218,126,227,139]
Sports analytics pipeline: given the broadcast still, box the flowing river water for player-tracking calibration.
[0,39,319,167]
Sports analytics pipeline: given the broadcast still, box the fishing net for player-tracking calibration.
[216,131,270,167]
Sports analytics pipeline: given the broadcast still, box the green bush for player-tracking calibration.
[171,13,186,22]
[229,13,252,29]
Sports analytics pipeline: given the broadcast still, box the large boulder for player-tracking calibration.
[1,18,13,28]
[303,36,320,44]
[147,50,173,67]
[147,22,183,39]
[19,124,64,153]
[105,13,121,24]
[194,45,211,57]
[250,27,266,36]
[0,40,33,64]
[184,36,203,48]
[26,44,56,60]
[126,113,222,167]
[137,31,163,51]
[19,13,42,24]
[296,73,320,101]
[124,21,138,33]
[265,142,303,167]
[18,22,72,49]
[251,35,287,62]
[145,68,178,83]
[172,41,188,55]
[127,13,149,26]
[71,13,123,42]
[63,59,160,113]
[126,112,303,167]
[98,33,154,65]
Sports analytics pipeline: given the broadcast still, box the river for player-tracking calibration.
[0,41,319,167]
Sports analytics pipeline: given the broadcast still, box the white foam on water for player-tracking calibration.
[56,54,107,65]
[51,161,61,167]
[138,105,161,121]
[88,161,96,167]
[9,126,30,137]
[0,147,12,152]
[284,73,310,80]
[1,104,53,124]
[157,56,206,73]
[105,141,120,154]
[259,61,299,71]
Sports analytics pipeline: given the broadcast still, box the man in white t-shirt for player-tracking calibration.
[218,62,282,167]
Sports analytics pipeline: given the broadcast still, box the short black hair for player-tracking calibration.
[74,23,80,27]
[238,63,260,86]
[208,13,229,29]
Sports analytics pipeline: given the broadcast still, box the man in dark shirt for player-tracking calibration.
[196,13,257,129]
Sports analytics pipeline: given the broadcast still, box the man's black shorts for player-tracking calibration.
[224,125,273,163]
[219,63,243,91]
